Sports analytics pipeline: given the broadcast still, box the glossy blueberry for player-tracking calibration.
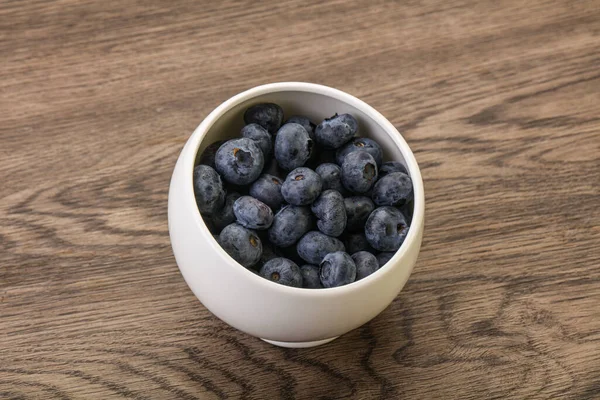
[233,196,273,230]
[193,164,225,215]
[259,258,302,287]
[249,174,285,210]
[199,140,226,169]
[286,116,316,140]
[344,196,375,232]
[376,252,395,268]
[315,163,347,194]
[311,190,346,237]
[341,151,378,193]
[352,251,379,280]
[365,206,409,251]
[219,223,262,267]
[336,137,383,167]
[319,252,356,288]
[215,138,264,185]
[297,231,345,265]
[344,232,372,254]
[315,113,358,149]
[206,192,241,234]
[281,167,322,206]
[300,264,323,289]
[241,123,272,159]
[268,205,313,247]
[274,123,314,170]
[371,172,413,206]
[244,103,284,134]
[379,161,408,178]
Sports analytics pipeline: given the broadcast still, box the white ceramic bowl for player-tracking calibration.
[168,82,424,348]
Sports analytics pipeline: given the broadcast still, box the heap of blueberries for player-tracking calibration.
[194,103,413,289]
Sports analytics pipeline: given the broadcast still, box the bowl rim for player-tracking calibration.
[181,82,424,297]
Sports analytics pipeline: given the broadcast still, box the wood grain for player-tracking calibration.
[1,0,600,398]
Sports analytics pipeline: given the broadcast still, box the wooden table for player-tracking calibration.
[2,1,599,398]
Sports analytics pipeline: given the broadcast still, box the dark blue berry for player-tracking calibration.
[297,231,345,265]
[341,151,378,193]
[371,172,413,206]
[259,258,302,287]
[365,206,409,251]
[344,232,372,254]
[244,103,284,134]
[274,123,314,170]
[206,192,241,234]
[344,196,375,232]
[286,116,316,140]
[233,196,273,230]
[262,157,285,178]
[311,190,346,237]
[241,123,272,159]
[219,223,262,267]
[259,241,279,266]
[379,161,408,178]
[336,137,383,167]
[300,264,323,289]
[320,251,356,288]
[281,167,322,206]
[193,164,225,215]
[268,205,313,247]
[315,163,347,194]
[376,252,395,267]
[352,251,379,280]
[399,201,414,225]
[215,138,264,185]
[315,113,358,149]
[249,174,285,210]
[199,140,226,169]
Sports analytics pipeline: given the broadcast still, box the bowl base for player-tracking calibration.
[261,336,339,348]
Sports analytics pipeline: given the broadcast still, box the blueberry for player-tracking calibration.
[365,206,409,251]
[315,113,358,149]
[206,192,241,233]
[341,151,378,193]
[315,163,347,194]
[268,205,313,247]
[275,243,305,265]
[336,137,383,167]
[286,116,316,140]
[244,103,284,134]
[193,164,225,215]
[249,174,285,210]
[376,252,395,267]
[297,231,345,265]
[233,196,273,230]
[281,167,322,206]
[352,251,379,280]
[274,123,314,170]
[344,196,375,232]
[311,190,346,237]
[219,223,262,267]
[199,140,226,169]
[241,123,272,159]
[371,172,413,206]
[379,161,408,178]
[300,264,323,288]
[319,252,356,288]
[259,258,302,287]
[215,138,264,185]
[344,232,372,254]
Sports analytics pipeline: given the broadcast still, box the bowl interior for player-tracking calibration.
[195,90,409,171]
